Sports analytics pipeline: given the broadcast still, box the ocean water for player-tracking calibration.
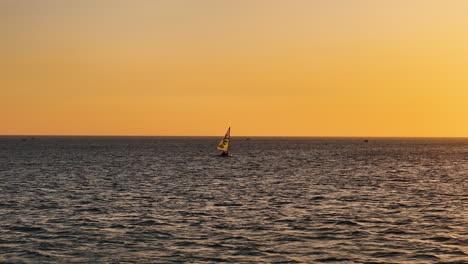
[0,136,466,264]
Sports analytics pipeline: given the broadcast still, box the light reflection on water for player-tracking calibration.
[0,136,467,263]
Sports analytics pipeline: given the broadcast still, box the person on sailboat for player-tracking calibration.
[219,138,229,156]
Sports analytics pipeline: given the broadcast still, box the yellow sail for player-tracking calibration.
[217,127,230,152]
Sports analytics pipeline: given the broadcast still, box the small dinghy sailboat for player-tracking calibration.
[217,127,231,157]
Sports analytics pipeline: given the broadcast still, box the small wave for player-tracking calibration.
[275,236,305,242]
[315,257,351,262]
[193,257,230,262]
[335,220,360,226]
[150,231,173,237]
[75,207,102,213]
[310,196,326,200]
[382,228,408,235]
[409,254,439,260]
[437,261,468,264]
[19,249,54,259]
[109,224,127,229]
[213,203,243,207]
[371,251,405,258]
[423,236,454,242]
[219,235,248,241]
[137,220,164,226]
[349,231,370,237]
[206,243,232,249]
[173,241,200,247]
[35,203,60,210]
[9,226,47,233]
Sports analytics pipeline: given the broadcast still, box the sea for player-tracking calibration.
[0,136,466,264]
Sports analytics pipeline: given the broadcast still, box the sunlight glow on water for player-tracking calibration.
[0,137,467,263]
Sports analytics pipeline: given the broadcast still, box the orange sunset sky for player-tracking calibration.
[1,0,467,137]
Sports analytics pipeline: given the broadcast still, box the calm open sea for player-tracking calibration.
[0,136,466,263]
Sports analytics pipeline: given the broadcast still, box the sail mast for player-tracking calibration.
[226,127,230,154]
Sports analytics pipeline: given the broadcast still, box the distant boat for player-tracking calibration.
[217,127,231,157]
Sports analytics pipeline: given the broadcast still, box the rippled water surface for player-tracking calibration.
[0,136,467,263]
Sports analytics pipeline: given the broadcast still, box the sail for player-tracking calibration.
[217,127,230,152]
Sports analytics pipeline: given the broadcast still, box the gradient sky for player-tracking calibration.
[2,0,468,136]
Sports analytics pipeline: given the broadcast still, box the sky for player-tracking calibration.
[1,0,468,137]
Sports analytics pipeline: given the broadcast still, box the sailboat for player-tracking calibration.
[217,127,231,157]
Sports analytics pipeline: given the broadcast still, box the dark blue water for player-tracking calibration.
[0,136,467,263]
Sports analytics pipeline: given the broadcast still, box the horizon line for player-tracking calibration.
[1,134,467,139]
